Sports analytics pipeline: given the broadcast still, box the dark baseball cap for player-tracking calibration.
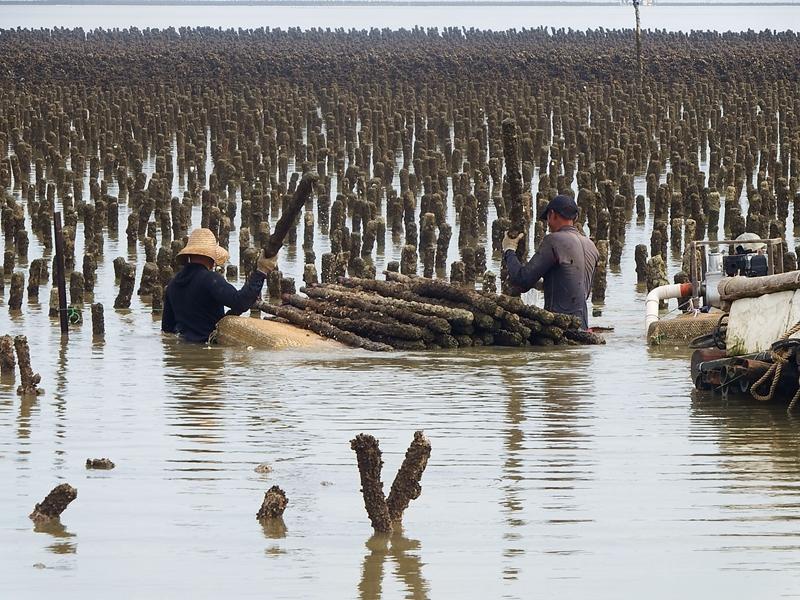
[538,194,579,221]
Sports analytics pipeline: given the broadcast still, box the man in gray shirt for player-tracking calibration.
[502,195,599,329]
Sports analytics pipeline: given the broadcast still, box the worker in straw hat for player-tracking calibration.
[161,227,277,342]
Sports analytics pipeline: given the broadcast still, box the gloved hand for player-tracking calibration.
[257,251,278,275]
[502,232,524,253]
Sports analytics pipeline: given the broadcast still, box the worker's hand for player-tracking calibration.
[257,251,278,275]
[502,232,524,253]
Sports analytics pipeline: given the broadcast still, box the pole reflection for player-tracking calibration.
[261,516,288,557]
[358,529,429,600]
[34,519,77,555]
[52,338,68,470]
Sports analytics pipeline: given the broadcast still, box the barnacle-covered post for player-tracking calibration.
[256,485,289,520]
[633,0,643,89]
[351,433,393,533]
[386,431,431,524]
[29,483,77,523]
[14,335,41,395]
[501,118,528,294]
[0,334,15,375]
[91,303,105,337]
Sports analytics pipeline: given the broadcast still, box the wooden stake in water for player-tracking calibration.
[29,483,77,523]
[53,212,69,337]
[633,0,643,89]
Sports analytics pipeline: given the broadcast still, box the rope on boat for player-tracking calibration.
[750,320,800,407]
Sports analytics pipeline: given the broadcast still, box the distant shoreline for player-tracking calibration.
[0,0,797,6]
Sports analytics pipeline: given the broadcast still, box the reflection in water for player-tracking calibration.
[358,530,428,600]
[53,339,69,469]
[499,363,526,581]
[389,533,428,600]
[261,517,287,539]
[261,517,287,557]
[54,337,69,398]
[34,519,77,555]
[0,370,15,397]
[358,534,388,600]
[496,349,597,575]
[689,393,800,565]
[17,390,38,446]
[162,339,228,452]
[0,352,13,455]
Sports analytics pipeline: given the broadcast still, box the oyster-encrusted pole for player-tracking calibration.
[386,431,431,523]
[633,0,643,89]
[351,433,393,533]
[501,119,528,295]
[30,483,77,523]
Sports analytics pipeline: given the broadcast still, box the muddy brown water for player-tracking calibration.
[3,7,800,599]
[6,330,800,598]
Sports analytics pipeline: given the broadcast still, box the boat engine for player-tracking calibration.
[694,233,776,310]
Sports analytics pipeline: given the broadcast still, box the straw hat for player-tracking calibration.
[177,228,227,266]
[215,246,230,266]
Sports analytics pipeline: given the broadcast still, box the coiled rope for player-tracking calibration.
[750,320,800,408]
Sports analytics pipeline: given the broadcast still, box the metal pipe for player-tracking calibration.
[729,358,772,380]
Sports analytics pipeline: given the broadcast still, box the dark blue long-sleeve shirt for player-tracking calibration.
[162,263,266,342]
[504,226,599,329]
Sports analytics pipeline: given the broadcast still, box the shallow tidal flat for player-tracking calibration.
[1,20,800,599]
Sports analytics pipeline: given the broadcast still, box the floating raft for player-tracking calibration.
[248,274,604,352]
[214,315,345,350]
[648,311,723,345]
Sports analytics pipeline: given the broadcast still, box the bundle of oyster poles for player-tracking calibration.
[256,272,603,352]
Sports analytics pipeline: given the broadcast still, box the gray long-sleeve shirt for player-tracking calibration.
[504,226,599,329]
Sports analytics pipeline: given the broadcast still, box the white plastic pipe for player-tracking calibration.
[645,282,693,334]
